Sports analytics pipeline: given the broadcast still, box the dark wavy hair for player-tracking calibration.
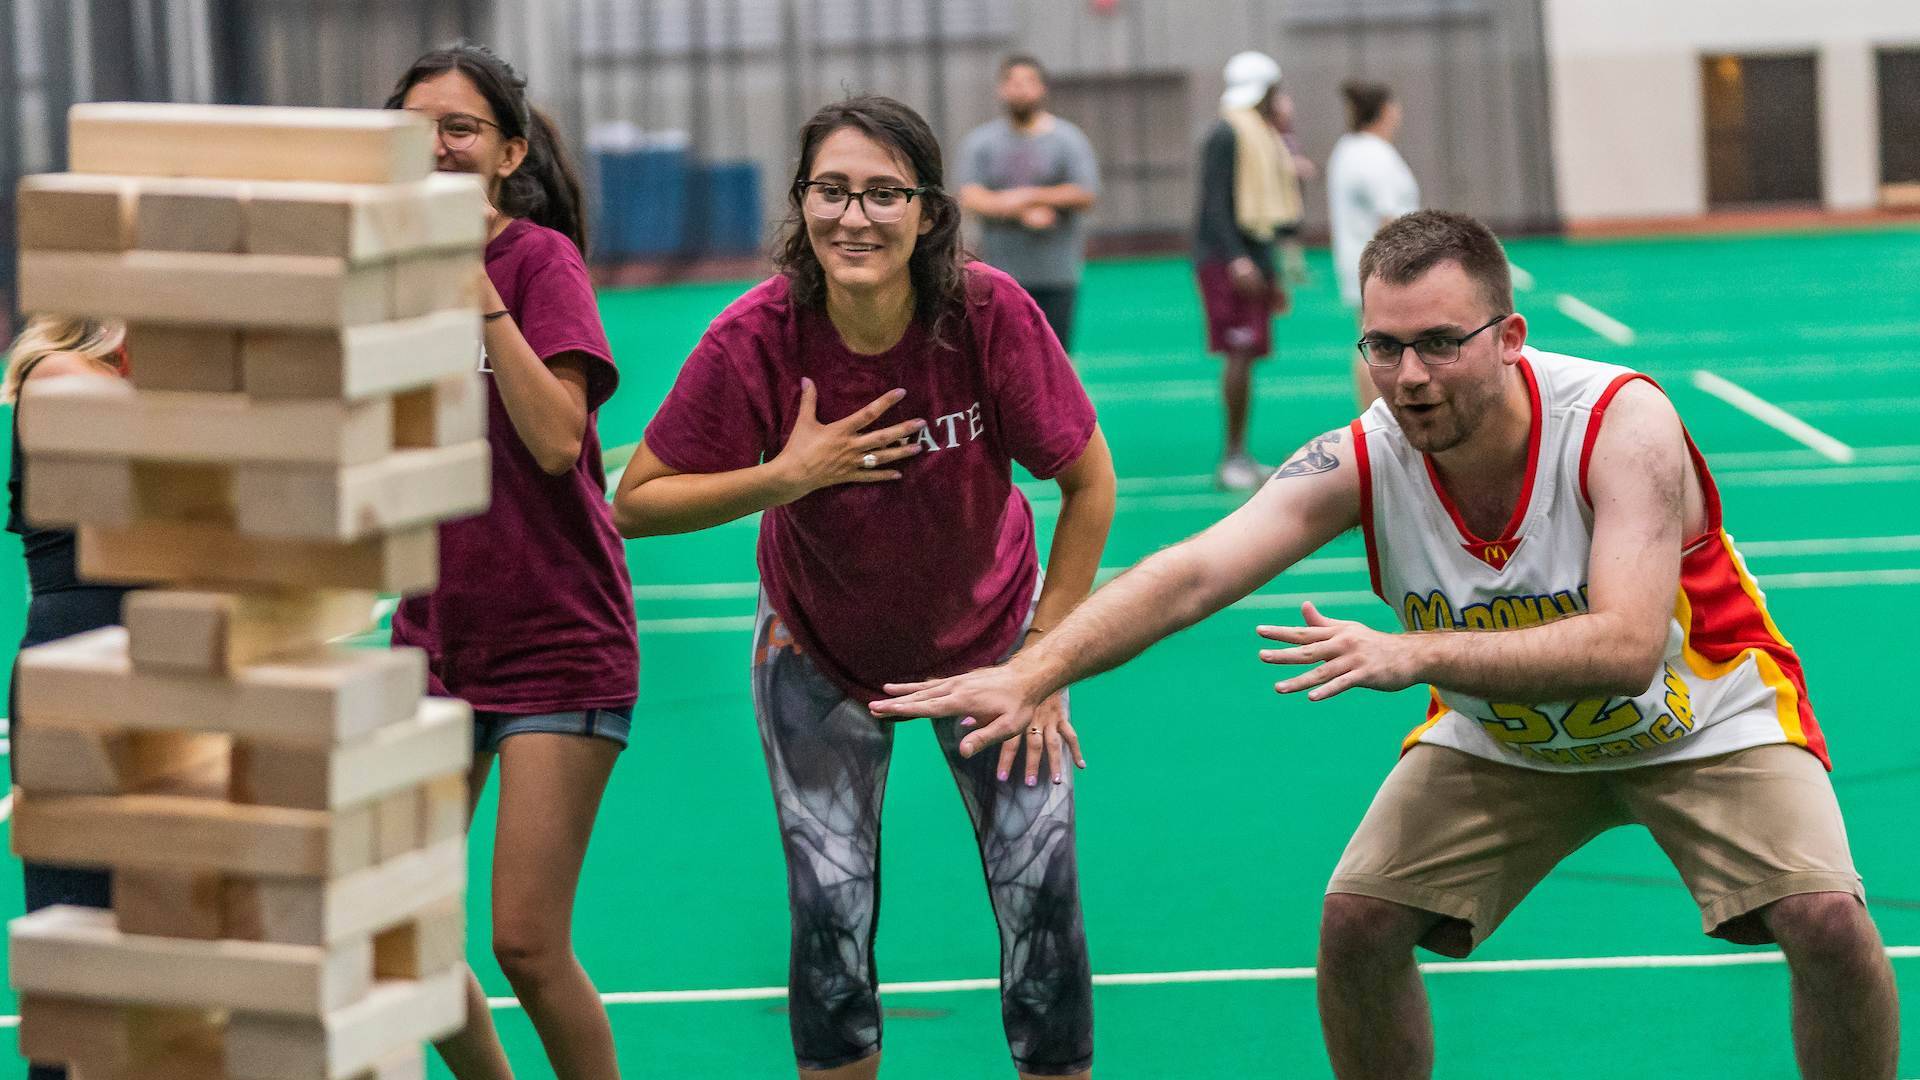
[774,96,970,349]
[384,41,590,256]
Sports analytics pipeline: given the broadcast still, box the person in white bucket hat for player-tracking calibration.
[1193,50,1304,490]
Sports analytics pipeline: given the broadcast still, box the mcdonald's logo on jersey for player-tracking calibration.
[1463,537,1523,570]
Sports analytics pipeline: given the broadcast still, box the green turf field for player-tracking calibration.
[4,225,1920,1078]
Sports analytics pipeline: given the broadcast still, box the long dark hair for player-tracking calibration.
[774,96,970,350]
[384,41,590,256]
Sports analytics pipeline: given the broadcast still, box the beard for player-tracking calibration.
[1393,374,1502,454]
[1007,101,1040,124]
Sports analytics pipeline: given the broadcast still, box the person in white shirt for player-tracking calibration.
[1328,82,1419,409]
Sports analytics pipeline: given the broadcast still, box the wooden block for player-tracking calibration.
[20,374,394,466]
[23,458,237,530]
[422,774,468,845]
[232,698,470,812]
[14,780,378,879]
[224,969,465,1080]
[393,376,485,449]
[125,588,377,674]
[223,837,464,946]
[13,722,227,796]
[112,866,226,939]
[12,904,375,1016]
[134,184,244,253]
[373,897,463,980]
[350,1045,427,1080]
[372,788,424,862]
[391,251,482,320]
[16,173,135,251]
[243,308,482,401]
[78,519,438,592]
[235,442,489,540]
[125,323,242,392]
[245,173,486,260]
[18,995,221,1074]
[70,102,433,184]
[18,626,427,747]
[18,250,392,330]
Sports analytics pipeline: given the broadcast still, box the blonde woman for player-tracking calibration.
[4,315,131,1080]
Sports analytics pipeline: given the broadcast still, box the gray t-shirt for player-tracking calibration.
[958,115,1100,287]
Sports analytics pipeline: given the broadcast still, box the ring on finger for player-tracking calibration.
[1028,726,1041,735]
[861,452,879,469]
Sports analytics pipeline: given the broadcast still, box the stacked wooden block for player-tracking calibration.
[8,103,490,1079]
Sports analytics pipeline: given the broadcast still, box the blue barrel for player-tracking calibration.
[593,144,690,257]
[697,161,763,256]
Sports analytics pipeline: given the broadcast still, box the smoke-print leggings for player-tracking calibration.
[751,594,1094,1075]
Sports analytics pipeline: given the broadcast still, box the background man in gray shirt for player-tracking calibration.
[959,55,1101,352]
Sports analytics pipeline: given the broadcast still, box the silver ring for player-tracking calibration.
[861,452,879,469]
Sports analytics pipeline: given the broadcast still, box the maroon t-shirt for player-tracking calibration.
[391,218,639,713]
[644,264,1096,703]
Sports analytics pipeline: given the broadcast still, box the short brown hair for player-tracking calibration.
[1357,209,1514,316]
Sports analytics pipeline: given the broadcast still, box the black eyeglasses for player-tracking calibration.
[1357,314,1509,368]
[423,111,502,151]
[796,180,928,224]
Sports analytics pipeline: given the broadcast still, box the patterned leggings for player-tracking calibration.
[751,599,1093,1075]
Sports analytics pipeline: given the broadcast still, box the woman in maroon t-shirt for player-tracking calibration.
[386,43,637,1080]
[619,97,1116,1080]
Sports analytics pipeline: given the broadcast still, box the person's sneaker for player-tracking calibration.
[1215,453,1271,492]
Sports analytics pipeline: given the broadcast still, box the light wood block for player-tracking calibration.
[112,866,226,940]
[20,374,393,466]
[16,173,135,251]
[224,969,465,1080]
[18,995,221,1075]
[422,774,468,846]
[12,904,375,1016]
[231,698,469,812]
[13,789,377,880]
[391,251,482,320]
[125,324,242,392]
[371,788,424,863]
[18,626,427,747]
[235,442,488,540]
[222,837,464,947]
[245,173,486,261]
[69,103,434,184]
[373,897,463,980]
[78,519,438,592]
[23,458,234,530]
[393,376,485,450]
[125,588,376,674]
[243,308,482,401]
[12,723,227,796]
[134,183,244,253]
[18,250,392,329]
[351,1045,428,1080]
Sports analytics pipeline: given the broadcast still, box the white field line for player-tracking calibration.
[1692,371,1857,464]
[1508,262,1535,291]
[455,945,1920,1012]
[1554,294,1636,345]
[0,793,13,824]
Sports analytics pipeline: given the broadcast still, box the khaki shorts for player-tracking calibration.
[1327,743,1862,950]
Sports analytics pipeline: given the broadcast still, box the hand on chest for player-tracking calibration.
[792,379,990,461]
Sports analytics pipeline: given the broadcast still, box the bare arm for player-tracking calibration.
[871,427,1362,749]
[1023,183,1097,212]
[481,271,593,476]
[613,381,926,538]
[1024,426,1117,637]
[1263,383,1684,703]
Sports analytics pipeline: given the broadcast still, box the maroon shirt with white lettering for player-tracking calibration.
[392,218,639,714]
[643,264,1096,703]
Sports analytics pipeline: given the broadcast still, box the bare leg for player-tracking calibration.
[1317,894,1445,1080]
[490,734,624,1079]
[1762,892,1898,1080]
[1222,349,1256,459]
[433,751,517,1080]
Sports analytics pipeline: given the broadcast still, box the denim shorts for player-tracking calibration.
[471,704,634,754]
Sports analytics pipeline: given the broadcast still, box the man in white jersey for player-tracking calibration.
[871,211,1897,1078]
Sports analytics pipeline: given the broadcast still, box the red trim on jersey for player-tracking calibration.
[1680,533,1828,768]
[1579,371,1721,549]
[1351,417,1383,599]
[1422,354,1543,558]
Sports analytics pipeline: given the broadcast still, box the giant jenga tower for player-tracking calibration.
[7,103,491,1079]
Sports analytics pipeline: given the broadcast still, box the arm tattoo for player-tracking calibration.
[1270,430,1344,481]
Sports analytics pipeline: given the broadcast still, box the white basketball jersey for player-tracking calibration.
[1353,348,1827,772]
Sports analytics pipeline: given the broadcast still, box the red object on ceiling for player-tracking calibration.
[1092,0,1119,12]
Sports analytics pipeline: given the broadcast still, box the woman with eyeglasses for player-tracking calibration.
[616,96,1115,1080]
[384,42,637,1080]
